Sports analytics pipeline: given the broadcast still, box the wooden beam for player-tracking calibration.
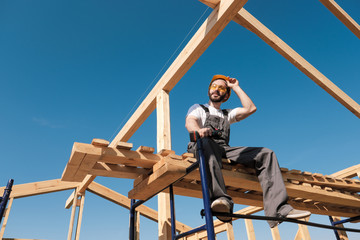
[65,190,76,209]
[86,182,192,233]
[67,191,78,240]
[319,0,360,39]
[74,193,85,240]
[244,219,256,240]
[198,1,360,118]
[109,0,249,146]
[0,179,79,199]
[298,217,311,240]
[186,206,263,239]
[0,198,13,239]
[270,226,281,240]
[61,143,162,182]
[330,164,360,178]
[156,89,172,240]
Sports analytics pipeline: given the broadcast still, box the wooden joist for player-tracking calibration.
[128,157,360,217]
[0,179,79,199]
[128,158,187,200]
[60,140,360,217]
[61,141,162,182]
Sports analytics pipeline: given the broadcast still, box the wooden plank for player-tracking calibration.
[225,222,235,240]
[0,198,13,239]
[67,192,78,240]
[198,0,360,118]
[298,216,311,240]
[244,219,256,240]
[319,0,360,39]
[116,141,133,150]
[180,164,360,208]
[156,89,172,240]
[61,143,163,182]
[87,182,192,233]
[270,226,281,240]
[109,0,249,146]
[65,190,75,209]
[89,163,148,179]
[91,138,109,147]
[136,146,155,153]
[61,142,103,182]
[235,8,360,118]
[0,179,79,199]
[187,206,263,239]
[128,161,187,200]
[77,175,96,194]
[172,178,360,217]
[74,194,85,240]
[330,164,360,178]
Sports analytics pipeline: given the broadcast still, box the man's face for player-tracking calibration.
[208,79,228,103]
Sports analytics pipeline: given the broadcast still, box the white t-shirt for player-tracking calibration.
[186,103,240,128]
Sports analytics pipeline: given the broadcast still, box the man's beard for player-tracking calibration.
[209,92,226,102]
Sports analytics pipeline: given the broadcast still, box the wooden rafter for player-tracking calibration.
[86,181,192,233]
[199,0,360,118]
[0,179,79,199]
[109,0,249,146]
[319,0,360,39]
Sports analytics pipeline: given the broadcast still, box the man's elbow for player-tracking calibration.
[249,105,257,115]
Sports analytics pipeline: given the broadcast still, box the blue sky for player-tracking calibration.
[1,0,359,239]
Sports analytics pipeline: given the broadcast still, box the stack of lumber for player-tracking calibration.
[61,139,360,218]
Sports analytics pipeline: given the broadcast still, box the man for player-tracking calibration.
[185,74,311,227]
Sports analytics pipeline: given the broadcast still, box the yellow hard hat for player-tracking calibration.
[209,74,231,102]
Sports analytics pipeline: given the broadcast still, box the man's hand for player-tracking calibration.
[227,77,239,89]
[198,128,212,138]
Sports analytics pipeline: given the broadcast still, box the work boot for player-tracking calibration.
[285,209,311,219]
[211,197,233,222]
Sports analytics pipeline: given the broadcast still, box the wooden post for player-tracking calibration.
[135,211,140,240]
[156,90,172,240]
[75,193,85,240]
[244,219,256,240]
[270,226,281,240]
[298,217,311,240]
[0,197,14,239]
[67,192,78,240]
[225,222,235,240]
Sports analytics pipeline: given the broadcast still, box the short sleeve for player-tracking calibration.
[186,104,202,119]
[228,107,241,124]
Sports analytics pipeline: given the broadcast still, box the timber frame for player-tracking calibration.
[2,0,360,239]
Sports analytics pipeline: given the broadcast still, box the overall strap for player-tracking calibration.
[222,109,228,117]
[199,104,209,113]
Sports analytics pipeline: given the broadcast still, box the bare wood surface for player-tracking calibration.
[109,0,249,146]
[198,0,360,118]
[319,0,360,39]
[0,198,13,239]
[86,181,192,233]
[91,138,109,147]
[0,179,78,199]
[74,193,85,240]
[156,89,172,240]
[128,160,187,200]
[270,226,281,240]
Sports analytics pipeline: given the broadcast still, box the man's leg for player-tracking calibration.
[188,138,231,202]
[225,146,293,227]
[188,138,233,222]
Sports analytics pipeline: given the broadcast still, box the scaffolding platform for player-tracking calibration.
[61,139,360,219]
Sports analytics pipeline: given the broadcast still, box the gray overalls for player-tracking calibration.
[187,104,293,227]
